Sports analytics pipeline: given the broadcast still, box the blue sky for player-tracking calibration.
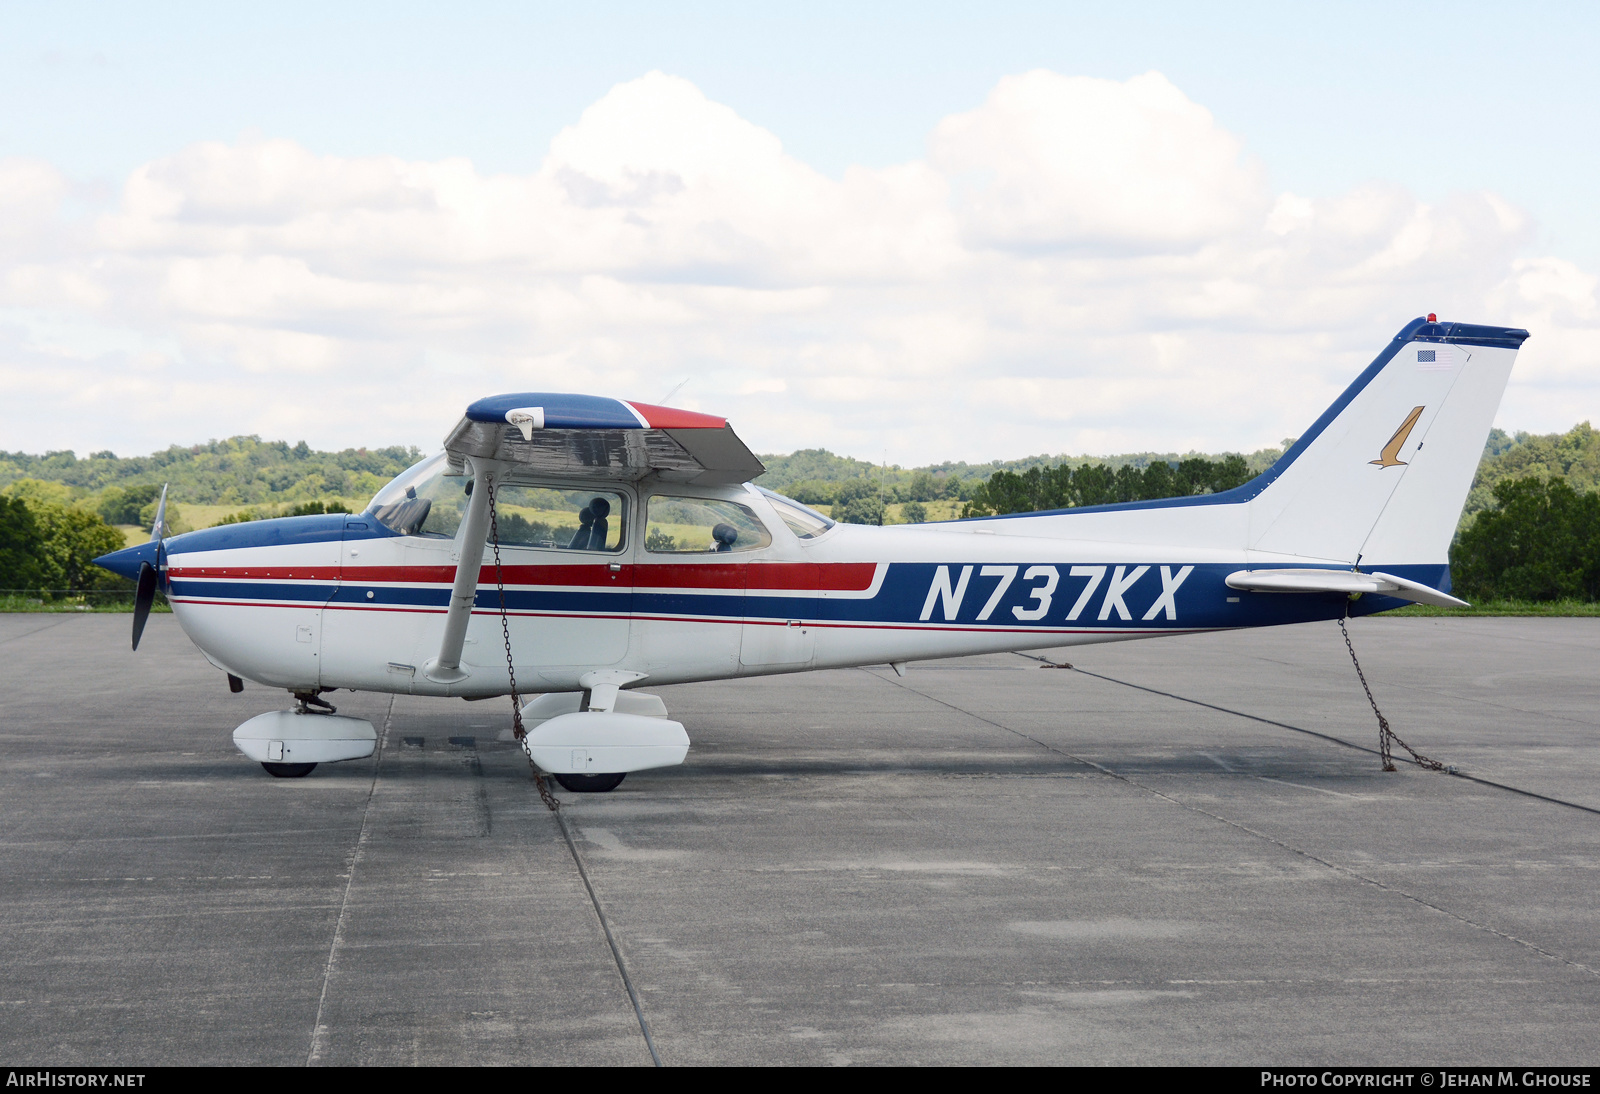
[8,1,1595,264]
[1,2,1596,461]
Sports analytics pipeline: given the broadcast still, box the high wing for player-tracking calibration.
[442,393,764,485]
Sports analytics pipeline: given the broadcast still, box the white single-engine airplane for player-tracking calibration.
[95,316,1527,791]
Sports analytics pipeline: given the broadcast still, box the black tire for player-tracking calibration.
[553,772,626,793]
[262,762,317,778]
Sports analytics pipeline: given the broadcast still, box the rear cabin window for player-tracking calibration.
[645,495,772,554]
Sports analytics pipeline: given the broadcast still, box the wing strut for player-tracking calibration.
[423,458,498,684]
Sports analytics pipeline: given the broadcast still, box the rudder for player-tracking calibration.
[1245,318,1527,568]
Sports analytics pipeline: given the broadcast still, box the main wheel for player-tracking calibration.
[262,762,318,778]
[553,772,626,793]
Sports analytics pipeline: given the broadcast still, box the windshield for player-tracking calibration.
[365,453,467,537]
[755,486,835,540]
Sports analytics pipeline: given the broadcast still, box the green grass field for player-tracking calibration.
[115,498,372,547]
[1,594,171,614]
[809,499,966,523]
[1385,599,1600,617]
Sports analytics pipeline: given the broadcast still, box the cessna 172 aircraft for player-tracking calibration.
[94,316,1527,791]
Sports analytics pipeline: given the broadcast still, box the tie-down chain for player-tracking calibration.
[1340,602,1445,773]
[486,475,562,813]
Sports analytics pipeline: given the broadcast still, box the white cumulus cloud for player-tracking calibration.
[933,70,1266,253]
[0,69,1595,469]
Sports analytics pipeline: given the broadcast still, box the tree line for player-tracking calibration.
[0,494,129,597]
[3,423,1598,604]
[1451,477,1600,601]
[958,455,1254,517]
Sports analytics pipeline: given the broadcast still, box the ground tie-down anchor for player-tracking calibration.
[485,473,562,813]
[1339,601,1445,773]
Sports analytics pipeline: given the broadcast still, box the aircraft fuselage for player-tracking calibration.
[160,486,1409,698]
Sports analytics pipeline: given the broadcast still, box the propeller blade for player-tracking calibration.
[131,561,157,651]
[149,484,169,543]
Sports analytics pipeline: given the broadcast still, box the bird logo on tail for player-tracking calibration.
[1371,406,1425,468]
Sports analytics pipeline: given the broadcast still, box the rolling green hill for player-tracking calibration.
[2,423,1594,535]
[0,436,422,536]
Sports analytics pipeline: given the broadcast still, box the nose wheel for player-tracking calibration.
[553,772,626,793]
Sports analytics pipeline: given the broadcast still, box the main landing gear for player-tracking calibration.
[262,762,318,778]
[517,685,687,794]
[552,772,627,793]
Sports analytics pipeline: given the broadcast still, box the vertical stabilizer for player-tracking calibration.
[1245,318,1526,567]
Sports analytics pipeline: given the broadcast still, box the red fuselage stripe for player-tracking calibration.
[167,561,879,591]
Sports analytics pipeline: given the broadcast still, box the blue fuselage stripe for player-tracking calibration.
[169,561,1441,631]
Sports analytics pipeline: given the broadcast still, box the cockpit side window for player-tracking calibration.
[366,456,628,550]
[646,494,772,554]
[492,485,627,552]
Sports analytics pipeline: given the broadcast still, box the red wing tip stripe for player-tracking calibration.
[624,401,728,430]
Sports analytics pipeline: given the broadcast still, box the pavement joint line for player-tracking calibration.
[0,616,75,647]
[459,741,491,838]
[552,805,663,1067]
[305,693,394,1066]
[1015,652,1600,819]
[1253,775,1370,800]
[862,664,1600,983]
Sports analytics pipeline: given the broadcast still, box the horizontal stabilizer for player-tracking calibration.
[1225,568,1468,609]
